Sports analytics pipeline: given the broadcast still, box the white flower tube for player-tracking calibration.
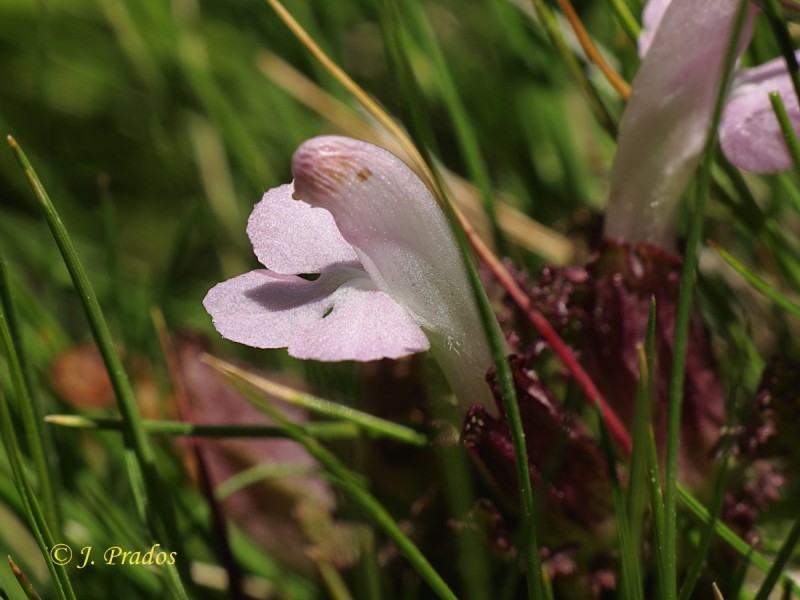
[205,135,494,411]
[292,136,494,410]
[604,0,756,247]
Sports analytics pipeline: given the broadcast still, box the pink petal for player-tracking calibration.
[291,135,494,410]
[202,268,429,361]
[604,0,757,247]
[638,0,674,58]
[720,55,800,172]
[247,183,358,274]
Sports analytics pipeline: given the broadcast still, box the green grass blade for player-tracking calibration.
[627,301,656,595]
[769,92,800,171]
[45,414,363,440]
[222,374,458,600]
[677,485,800,595]
[0,254,59,530]
[604,0,641,42]
[676,455,731,600]
[753,517,800,600]
[397,0,503,249]
[0,387,74,600]
[711,243,800,316]
[377,6,545,596]
[214,463,320,500]
[648,418,668,598]
[663,4,750,598]
[595,403,644,600]
[524,0,618,137]
[761,0,800,107]
[7,136,189,599]
[7,557,41,600]
[430,404,491,600]
[202,355,428,446]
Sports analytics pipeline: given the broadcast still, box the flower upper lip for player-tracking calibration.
[204,135,495,411]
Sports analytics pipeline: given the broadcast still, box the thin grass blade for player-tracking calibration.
[677,484,800,595]
[220,373,458,600]
[7,136,188,599]
[627,300,657,595]
[7,557,41,600]
[753,517,800,600]
[595,401,644,600]
[663,5,750,598]
[0,254,58,530]
[0,387,74,600]
[202,355,428,446]
[710,242,800,315]
[45,414,361,440]
[397,0,503,248]
[769,92,800,171]
[377,3,545,596]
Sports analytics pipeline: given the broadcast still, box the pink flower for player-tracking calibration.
[203,136,493,409]
[605,0,800,247]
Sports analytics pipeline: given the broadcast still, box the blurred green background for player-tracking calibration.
[2,0,799,597]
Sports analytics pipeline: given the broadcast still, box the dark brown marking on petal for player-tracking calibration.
[356,167,373,182]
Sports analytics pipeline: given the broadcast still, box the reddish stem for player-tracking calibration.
[459,217,634,455]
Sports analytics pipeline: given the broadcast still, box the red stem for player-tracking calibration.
[460,219,634,455]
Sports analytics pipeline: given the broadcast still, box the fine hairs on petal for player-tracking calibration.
[292,136,495,410]
[203,135,494,410]
[247,183,357,275]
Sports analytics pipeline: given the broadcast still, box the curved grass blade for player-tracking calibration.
[595,401,644,600]
[214,463,320,500]
[677,484,800,594]
[202,354,428,446]
[0,387,74,600]
[7,136,188,599]
[377,4,543,596]
[769,92,800,171]
[710,242,800,315]
[663,4,750,598]
[753,517,800,600]
[761,0,800,107]
[524,0,618,136]
[0,255,58,530]
[45,414,361,440]
[604,0,641,42]
[558,0,632,99]
[627,301,656,596]
[396,0,503,248]
[219,373,458,600]
[676,453,731,600]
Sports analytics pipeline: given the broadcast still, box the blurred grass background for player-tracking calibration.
[1,0,799,598]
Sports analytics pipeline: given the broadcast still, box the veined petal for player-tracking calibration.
[202,267,429,361]
[604,0,756,248]
[247,183,358,274]
[721,55,800,172]
[291,136,494,409]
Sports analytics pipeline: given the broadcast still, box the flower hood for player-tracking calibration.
[204,136,494,410]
